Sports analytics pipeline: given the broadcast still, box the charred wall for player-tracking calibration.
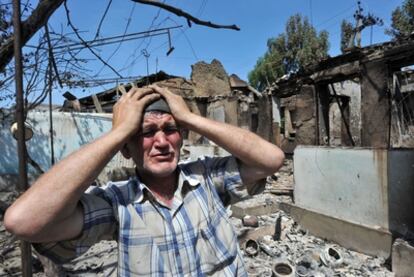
[360,61,390,147]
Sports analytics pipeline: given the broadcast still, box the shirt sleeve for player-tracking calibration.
[33,188,117,264]
[202,155,266,206]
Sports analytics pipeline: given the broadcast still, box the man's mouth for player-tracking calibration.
[151,152,173,159]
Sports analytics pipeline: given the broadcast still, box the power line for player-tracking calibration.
[196,0,208,17]
[123,0,167,74]
[166,17,198,60]
[122,0,205,75]
[314,3,357,29]
[94,2,136,76]
[52,25,182,53]
[120,17,172,74]
[64,75,144,87]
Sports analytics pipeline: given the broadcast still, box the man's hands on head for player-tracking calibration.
[112,87,161,138]
[149,84,192,126]
[5,85,189,243]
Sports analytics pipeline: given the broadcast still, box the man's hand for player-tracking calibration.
[149,84,192,125]
[112,87,160,137]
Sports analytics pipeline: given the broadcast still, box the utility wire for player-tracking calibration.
[51,26,180,52]
[73,0,206,83]
[314,3,356,29]
[94,2,136,76]
[167,17,198,60]
[63,0,123,78]
[196,0,208,17]
[121,0,205,76]
[122,0,167,74]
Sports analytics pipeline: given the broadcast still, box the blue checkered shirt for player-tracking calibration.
[35,156,265,276]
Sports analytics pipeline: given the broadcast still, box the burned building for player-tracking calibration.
[269,36,414,153]
[266,36,414,265]
[62,59,273,144]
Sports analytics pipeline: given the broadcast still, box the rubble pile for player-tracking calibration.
[231,210,393,276]
[231,158,393,276]
[0,159,394,276]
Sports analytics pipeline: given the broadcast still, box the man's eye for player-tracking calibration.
[164,126,178,134]
[141,130,156,137]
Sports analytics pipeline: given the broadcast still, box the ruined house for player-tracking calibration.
[0,60,274,188]
[62,59,273,144]
[266,36,414,268]
[268,35,414,153]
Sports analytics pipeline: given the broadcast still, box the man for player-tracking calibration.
[5,85,284,276]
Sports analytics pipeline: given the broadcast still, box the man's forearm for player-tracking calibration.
[181,113,284,181]
[4,129,127,239]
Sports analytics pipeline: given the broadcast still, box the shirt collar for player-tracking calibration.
[133,167,200,204]
[179,169,200,187]
[133,178,151,204]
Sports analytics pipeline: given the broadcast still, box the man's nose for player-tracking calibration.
[153,130,168,146]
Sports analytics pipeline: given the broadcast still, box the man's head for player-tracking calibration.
[121,98,182,178]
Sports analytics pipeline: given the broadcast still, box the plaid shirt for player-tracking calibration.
[35,156,264,276]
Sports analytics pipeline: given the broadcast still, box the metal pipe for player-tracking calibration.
[12,0,32,276]
[48,64,55,165]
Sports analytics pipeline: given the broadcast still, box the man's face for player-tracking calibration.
[125,112,182,178]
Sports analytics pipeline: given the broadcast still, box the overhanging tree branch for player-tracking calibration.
[1,0,239,73]
[131,0,240,31]
[0,0,65,72]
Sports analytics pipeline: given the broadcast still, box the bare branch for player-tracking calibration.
[94,0,113,39]
[131,0,240,31]
[45,24,63,88]
[63,0,123,78]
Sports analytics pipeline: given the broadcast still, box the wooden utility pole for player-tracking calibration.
[12,0,33,275]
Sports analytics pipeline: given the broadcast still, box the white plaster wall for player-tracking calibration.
[294,146,389,229]
[0,111,133,183]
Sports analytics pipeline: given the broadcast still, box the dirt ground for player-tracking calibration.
[0,159,393,276]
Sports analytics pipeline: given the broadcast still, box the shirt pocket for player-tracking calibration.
[119,231,170,276]
[195,210,238,275]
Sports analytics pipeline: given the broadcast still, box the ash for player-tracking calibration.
[0,159,393,276]
[232,210,393,277]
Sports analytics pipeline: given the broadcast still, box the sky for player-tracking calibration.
[23,0,406,104]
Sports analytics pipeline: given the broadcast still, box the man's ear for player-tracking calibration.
[121,144,131,159]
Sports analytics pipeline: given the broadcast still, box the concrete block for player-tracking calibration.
[392,239,414,277]
[231,201,279,219]
[294,146,414,235]
[181,145,230,162]
[238,225,276,246]
[280,202,392,258]
[294,146,389,228]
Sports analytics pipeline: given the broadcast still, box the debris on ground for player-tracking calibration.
[0,159,394,276]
